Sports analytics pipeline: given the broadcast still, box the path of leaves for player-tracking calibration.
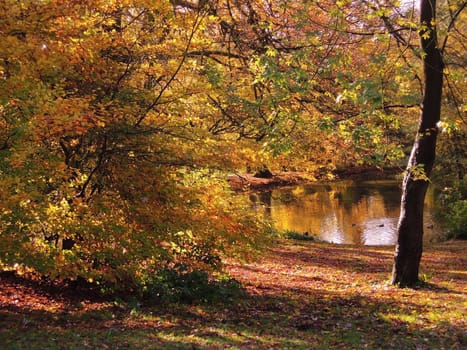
[1,240,466,349]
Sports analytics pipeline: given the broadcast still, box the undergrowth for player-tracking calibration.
[141,265,245,304]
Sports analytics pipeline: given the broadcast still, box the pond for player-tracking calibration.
[249,179,444,245]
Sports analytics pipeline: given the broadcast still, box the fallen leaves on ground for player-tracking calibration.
[1,240,466,349]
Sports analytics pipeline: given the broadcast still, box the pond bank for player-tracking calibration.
[227,171,310,191]
[228,166,402,191]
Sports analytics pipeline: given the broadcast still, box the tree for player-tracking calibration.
[323,0,464,285]
[391,0,462,286]
[193,0,411,172]
[0,0,266,291]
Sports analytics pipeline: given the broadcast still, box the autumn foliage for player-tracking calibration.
[0,0,269,291]
[0,1,465,292]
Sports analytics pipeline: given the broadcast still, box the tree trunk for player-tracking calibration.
[391,0,444,286]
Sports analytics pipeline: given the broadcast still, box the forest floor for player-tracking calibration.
[1,239,466,349]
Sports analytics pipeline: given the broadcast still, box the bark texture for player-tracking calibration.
[392,0,444,286]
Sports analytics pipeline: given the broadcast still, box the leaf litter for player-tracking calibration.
[1,240,465,349]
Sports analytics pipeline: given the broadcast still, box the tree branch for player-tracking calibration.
[441,2,467,53]
[135,10,206,126]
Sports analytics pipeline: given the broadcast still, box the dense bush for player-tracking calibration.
[0,169,266,294]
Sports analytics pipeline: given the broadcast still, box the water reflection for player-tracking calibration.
[252,180,441,245]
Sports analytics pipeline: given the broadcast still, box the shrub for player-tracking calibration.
[0,166,267,295]
[142,264,245,304]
